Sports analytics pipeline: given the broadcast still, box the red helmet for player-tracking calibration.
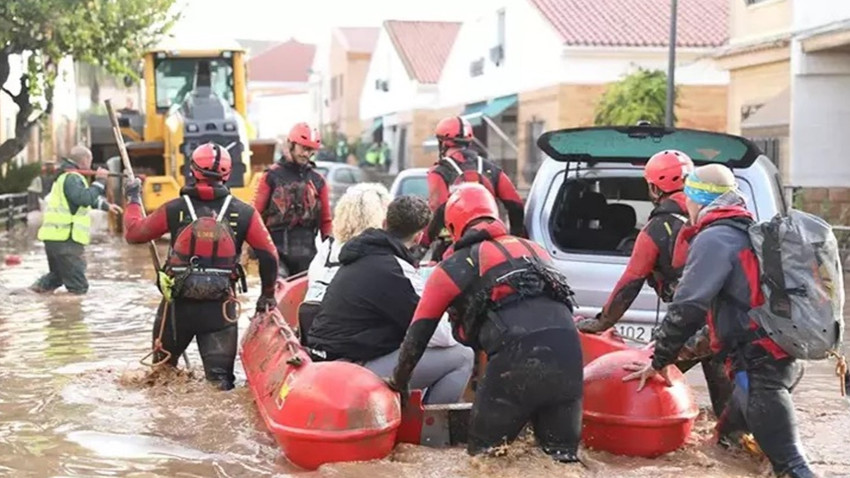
[190,143,232,182]
[444,183,500,241]
[435,116,473,147]
[288,122,321,150]
[644,150,694,193]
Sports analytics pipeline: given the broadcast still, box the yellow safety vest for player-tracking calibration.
[37,172,92,245]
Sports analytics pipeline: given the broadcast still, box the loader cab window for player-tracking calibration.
[550,176,654,256]
[154,57,235,112]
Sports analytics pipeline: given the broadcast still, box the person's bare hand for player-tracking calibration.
[622,361,672,392]
[95,167,109,180]
[108,203,123,215]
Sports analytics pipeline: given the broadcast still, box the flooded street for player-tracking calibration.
[1,221,849,478]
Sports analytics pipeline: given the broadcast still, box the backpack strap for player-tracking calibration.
[441,156,464,176]
[476,155,483,174]
[217,195,233,222]
[183,195,198,221]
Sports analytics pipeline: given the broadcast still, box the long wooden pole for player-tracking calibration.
[104,99,161,271]
[105,99,190,369]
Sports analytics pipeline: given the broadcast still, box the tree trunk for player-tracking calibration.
[0,75,44,167]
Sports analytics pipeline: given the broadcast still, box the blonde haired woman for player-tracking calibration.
[305,182,392,302]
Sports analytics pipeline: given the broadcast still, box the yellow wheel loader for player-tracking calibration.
[88,46,277,214]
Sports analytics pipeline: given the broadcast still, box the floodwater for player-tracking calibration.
[1,217,849,478]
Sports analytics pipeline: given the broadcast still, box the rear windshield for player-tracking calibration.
[550,175,756,256]
[538,126,762,168]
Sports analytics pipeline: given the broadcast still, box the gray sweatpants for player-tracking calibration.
[363,344,474,404]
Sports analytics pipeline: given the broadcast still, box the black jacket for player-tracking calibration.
[307,228,421,362]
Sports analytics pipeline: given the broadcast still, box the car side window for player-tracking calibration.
[333,168,355,184]
[351,168,366,183]
[400,177,429,199]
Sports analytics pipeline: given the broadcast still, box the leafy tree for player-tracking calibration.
[594,67,678,127]
[0,0,180,166]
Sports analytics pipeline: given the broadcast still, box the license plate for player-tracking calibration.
[614,323,655,343]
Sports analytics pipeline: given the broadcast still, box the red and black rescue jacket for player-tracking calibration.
[391,219,575,385]
[124,182,279,297]
[600,192,690,324]
[423,148,526,246]
[253,160,332,238]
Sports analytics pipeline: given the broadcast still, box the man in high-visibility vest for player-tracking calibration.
[31,145,123,295]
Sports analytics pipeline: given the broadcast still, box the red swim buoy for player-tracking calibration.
[274,361,401,470]
[577,328,630,366]
[240,310,400,470]
[4,254,21,266]
[581,348,699,458]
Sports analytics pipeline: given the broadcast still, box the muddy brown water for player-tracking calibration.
[1,225,849,478]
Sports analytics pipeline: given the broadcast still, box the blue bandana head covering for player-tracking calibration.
[684,171,735,206]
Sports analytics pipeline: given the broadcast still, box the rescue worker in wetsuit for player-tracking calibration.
[123,143,279,391]
[387,183,583,463]
[31,146,123,295]
[623,164,816,478]
[253,122,332,277]
[575,150,734,419]
[421,116,526,260]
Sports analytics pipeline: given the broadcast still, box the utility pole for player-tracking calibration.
[665,0,678,128]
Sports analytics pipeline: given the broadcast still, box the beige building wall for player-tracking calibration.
[327,35,347,133]
[410,106,463,168]
[726,59,790,135]
[729,0,791,42]
[328,36,374,141]
[342,52,372,139]
[512,83,729,188]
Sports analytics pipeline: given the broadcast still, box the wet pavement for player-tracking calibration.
[0,218,848,477]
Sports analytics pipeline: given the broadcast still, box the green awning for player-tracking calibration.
[460,95,518,126]
[461,101,488,126]
[483,94,518,118]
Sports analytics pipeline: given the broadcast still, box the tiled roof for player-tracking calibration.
[247,39,316,83]
[335,27,380,54]
[384,20,461,84]
[528,0,728,48]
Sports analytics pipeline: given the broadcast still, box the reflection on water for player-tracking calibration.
[0,226,849,477]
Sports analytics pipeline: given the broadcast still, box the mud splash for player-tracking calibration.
[0,228,848,477]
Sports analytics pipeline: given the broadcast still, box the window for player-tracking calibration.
[750,137,781,167]
[523,120,545,184]
[332,167,356,184]
[154,57,234,111]
[330,76,338,101]
[496,8,506,56]
[339,74,344,98]
[550,175,758,255]
[550,177,652,255]
[398,176,428,199]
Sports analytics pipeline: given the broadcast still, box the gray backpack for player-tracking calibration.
[745,209,845,360]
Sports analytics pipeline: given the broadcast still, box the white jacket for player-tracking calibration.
[306,237,458,348]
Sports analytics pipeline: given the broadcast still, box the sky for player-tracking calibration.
[169,0,486,46]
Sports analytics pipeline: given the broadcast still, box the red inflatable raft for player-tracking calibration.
[240,287,401,470]
[247,275,700,463]
[581,348,699,457]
